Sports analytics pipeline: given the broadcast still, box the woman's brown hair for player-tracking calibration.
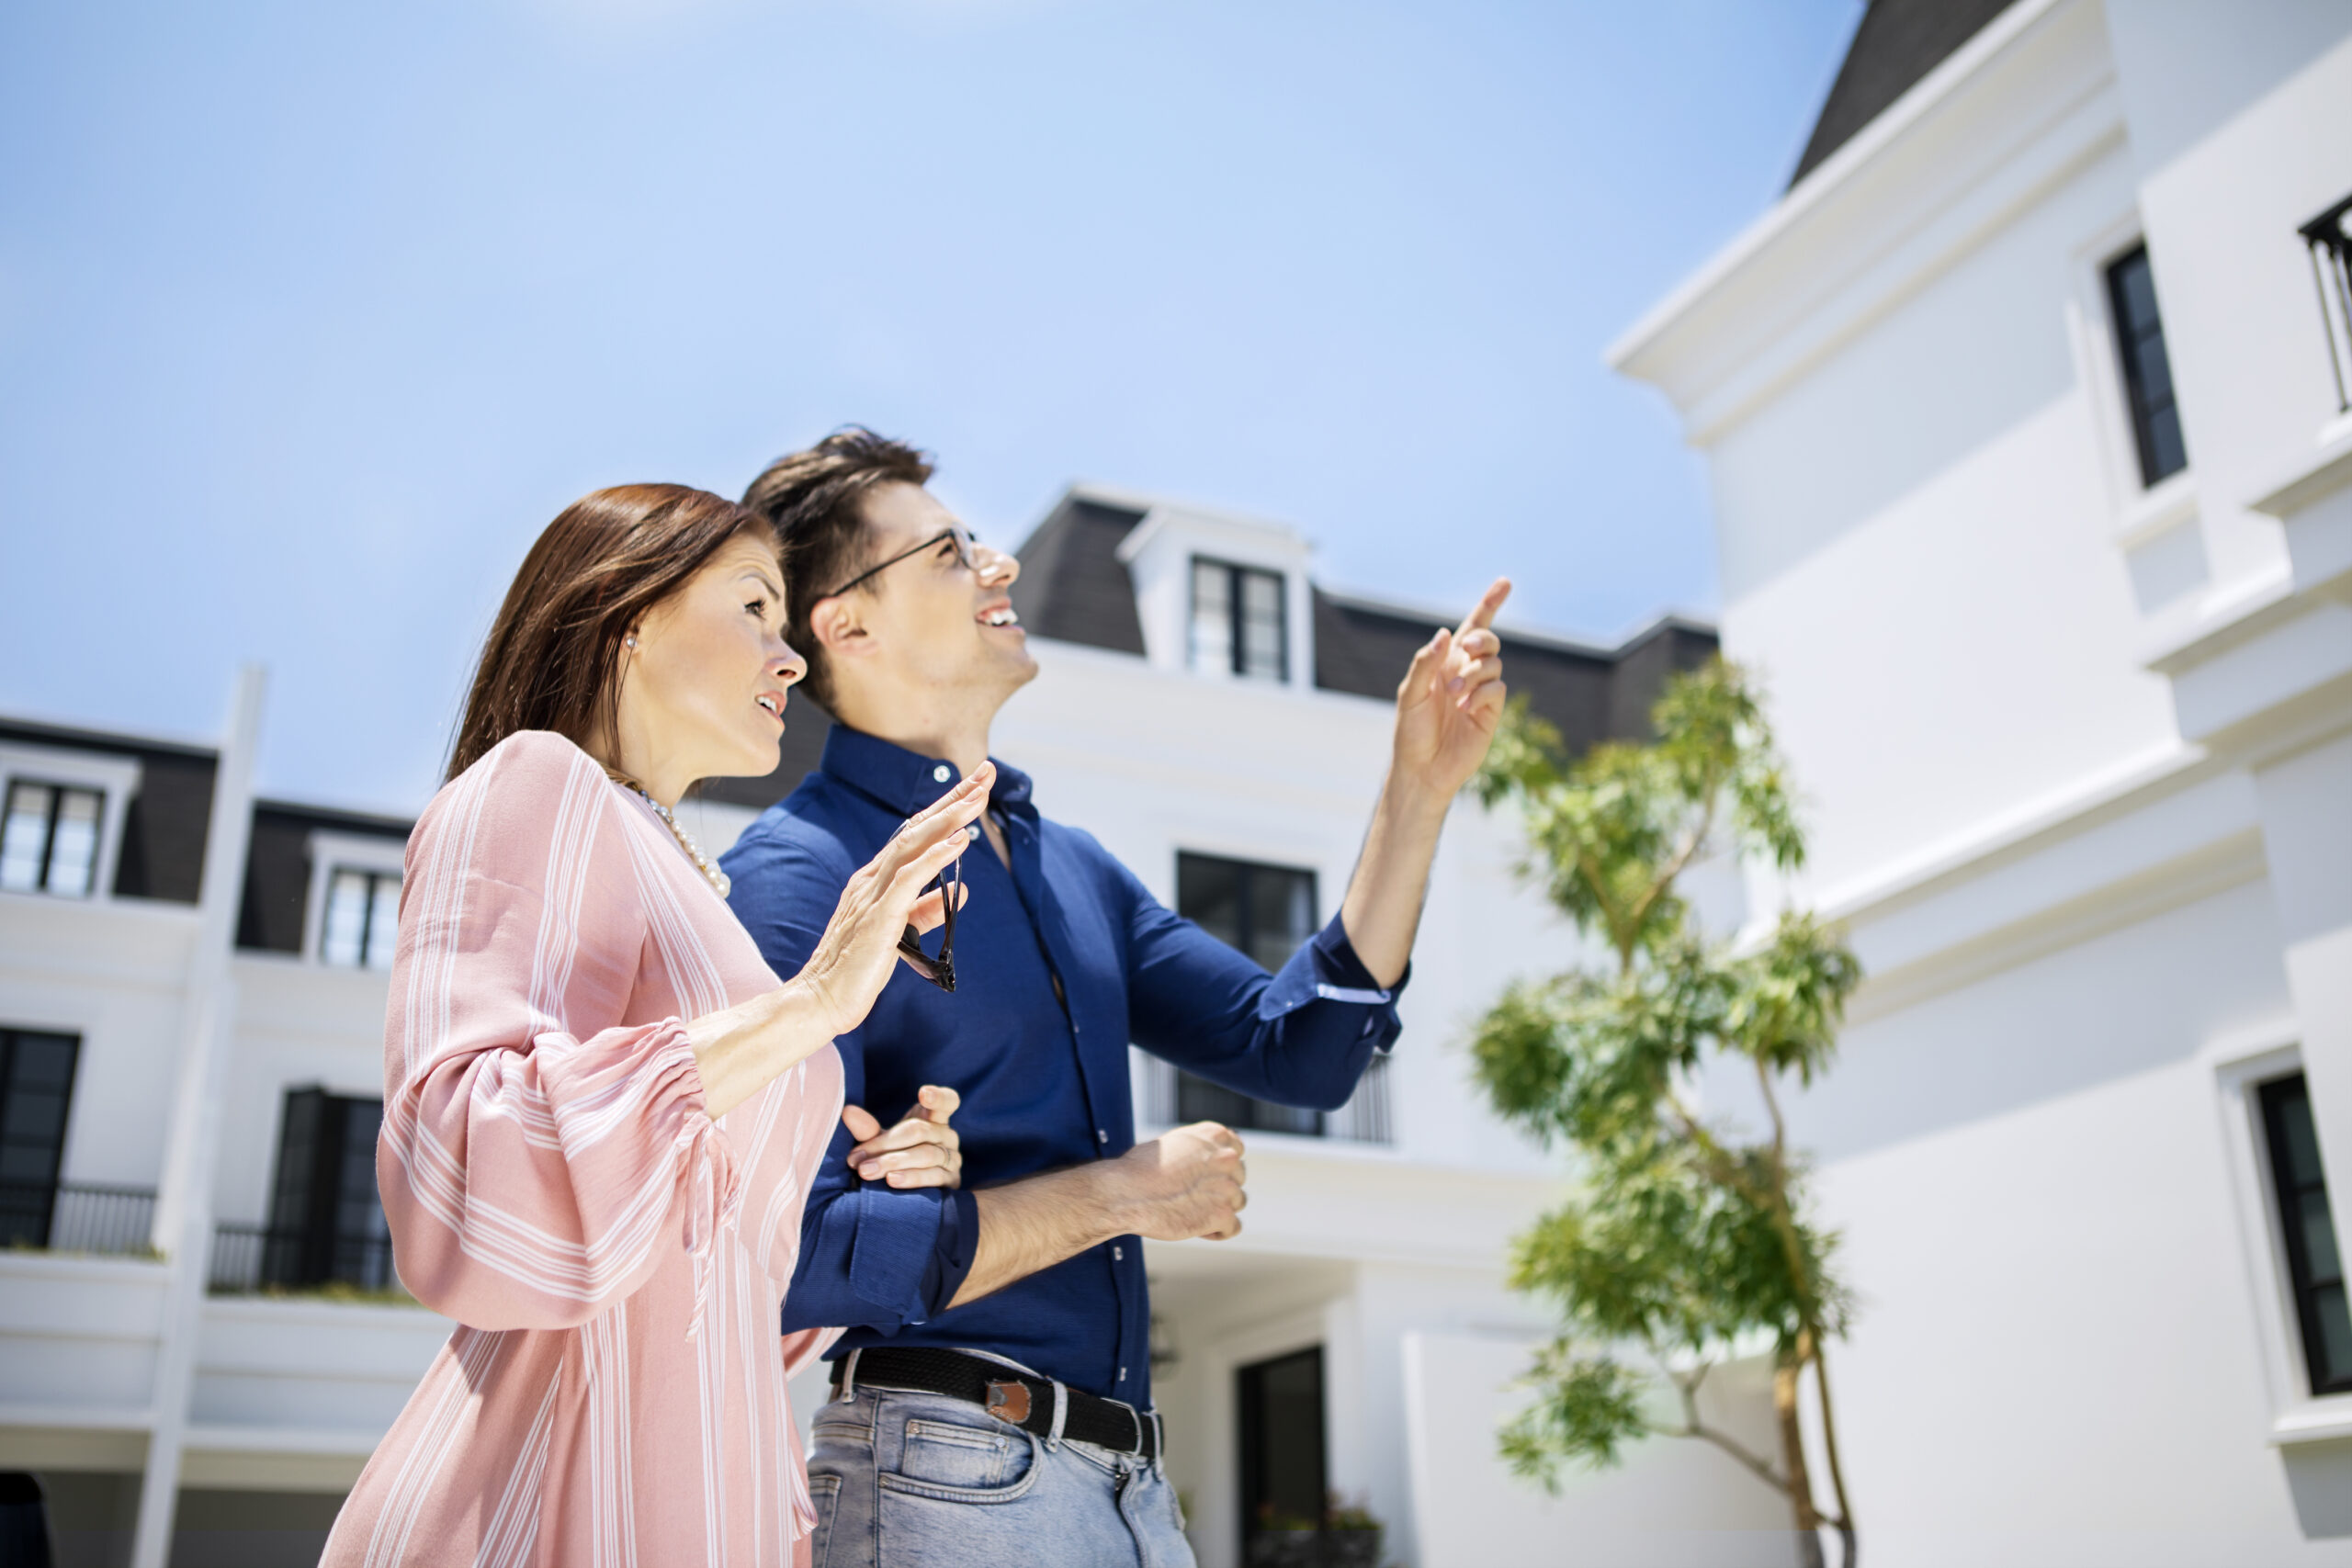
[447,484,775,781]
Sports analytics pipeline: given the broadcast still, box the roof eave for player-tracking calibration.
[1605,0,2069,389]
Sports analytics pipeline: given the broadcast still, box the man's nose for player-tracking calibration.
[977,543,1019,587]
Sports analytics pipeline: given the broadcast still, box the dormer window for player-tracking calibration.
[1190,558,1287,682]
[320,867,401,970]
[1,780,104,897]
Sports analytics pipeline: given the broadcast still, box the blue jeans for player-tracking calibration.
[806,1382,1195,1568]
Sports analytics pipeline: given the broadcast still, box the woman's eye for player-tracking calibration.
[744,597,768,616]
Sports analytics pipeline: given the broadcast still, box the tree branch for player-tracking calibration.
[1627,791,1717,935]
[1754,1056,1788,1184]
[1663,1353,1786,1493]
[1683,1421,1788,1495]
[1661,1089,1772,1210]
[1811,1336,1856,1546]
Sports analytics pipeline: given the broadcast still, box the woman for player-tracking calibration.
[322,485,984,1566]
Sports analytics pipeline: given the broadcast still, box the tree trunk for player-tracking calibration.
[1774,1353,1826,1568]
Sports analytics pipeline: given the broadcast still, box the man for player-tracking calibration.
[724,428,1508,1567]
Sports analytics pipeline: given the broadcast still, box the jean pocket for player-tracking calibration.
[806,1472,842,1568]
[879,1420,1042,1503]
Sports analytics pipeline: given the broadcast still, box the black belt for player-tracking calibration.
[831,1347,1162,1462]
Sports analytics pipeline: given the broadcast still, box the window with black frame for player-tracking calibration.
[0,779,104,897]
[1172,852,1322,1136]
[0,1029,79,1247]
[319,865,402,969]
[2259,1072,2352,1396]
[2106,244,2188,487]
[1190,558,1287,682]
[263,1087,393,1290]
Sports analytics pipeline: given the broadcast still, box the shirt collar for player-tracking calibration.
[819,724,1035,818]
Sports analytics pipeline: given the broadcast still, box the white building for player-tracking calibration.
[1609,0,2352,1562]
[0,493,1750,1563]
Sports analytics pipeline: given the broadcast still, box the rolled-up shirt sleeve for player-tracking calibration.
[1119,854,1408,1112]
[723,826,977,1334]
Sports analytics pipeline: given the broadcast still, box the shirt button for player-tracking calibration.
[967,823,980,840]
[1119,1367,1127,1382]
[1097,1129,1107,1144]
[1113,1245,1124,1261]
[932,763,953,784]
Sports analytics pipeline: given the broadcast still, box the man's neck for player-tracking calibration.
[833,691,1001,781]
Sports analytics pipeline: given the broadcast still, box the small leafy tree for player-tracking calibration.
[1469,660,1863,1568]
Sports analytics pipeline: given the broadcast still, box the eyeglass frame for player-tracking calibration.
[893,849,962,993]
[817,523,982,603]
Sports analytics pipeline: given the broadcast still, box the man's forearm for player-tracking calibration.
[946,1166,1121,1309]
[1337,774,1451,987]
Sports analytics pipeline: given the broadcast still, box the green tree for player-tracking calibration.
[1469,660,1863,1568]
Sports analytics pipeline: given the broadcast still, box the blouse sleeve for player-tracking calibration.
[376,731,739,1331]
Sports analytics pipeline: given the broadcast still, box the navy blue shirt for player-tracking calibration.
[722,726,1404,1404]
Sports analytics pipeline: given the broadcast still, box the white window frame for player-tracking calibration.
[303,829,410,966]
[2211,1021,2352,1445]
[1187,555,1290,683]
[0,742,141,903]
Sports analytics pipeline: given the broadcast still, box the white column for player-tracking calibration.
[132,665,266,1568]
[2253,731,2352,1274]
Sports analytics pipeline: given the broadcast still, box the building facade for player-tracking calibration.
[1611,0,2352,1562]
[1,491,1736,1564]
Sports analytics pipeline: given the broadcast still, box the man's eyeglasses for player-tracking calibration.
[819,523,981,602]
[894,852,961,993]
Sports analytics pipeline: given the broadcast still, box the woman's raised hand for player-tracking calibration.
[796,764,992,1040]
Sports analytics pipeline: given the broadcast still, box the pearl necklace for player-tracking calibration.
[608,773,730,898]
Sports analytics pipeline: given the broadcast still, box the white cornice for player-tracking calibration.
[1609,0,2116,443]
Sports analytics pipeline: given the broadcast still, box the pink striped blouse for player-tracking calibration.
[323,731,843,1568]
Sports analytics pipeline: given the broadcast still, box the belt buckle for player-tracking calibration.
[986,1379,1033,1425]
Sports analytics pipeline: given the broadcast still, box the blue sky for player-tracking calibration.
[0,0,1860,813]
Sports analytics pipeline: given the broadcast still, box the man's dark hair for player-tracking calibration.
[742,427,935,713]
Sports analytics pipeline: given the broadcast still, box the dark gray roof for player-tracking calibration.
[1790,0,2018,186]
[1316,591,1718,756]
[1009,495,1148,656]
[237,801,414,954]
[0,716,219,904]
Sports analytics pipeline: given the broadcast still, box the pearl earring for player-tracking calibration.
[625,634,639,649]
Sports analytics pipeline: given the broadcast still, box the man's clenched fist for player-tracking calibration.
[1107,1122,1247,1241]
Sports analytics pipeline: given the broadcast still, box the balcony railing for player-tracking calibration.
[209,1222,400,1295]
[2301,191,2352,413]
[0,1180,157,1256]
[1135,1051,1393,1145]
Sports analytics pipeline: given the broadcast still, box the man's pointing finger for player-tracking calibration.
[1459,577,1512,637]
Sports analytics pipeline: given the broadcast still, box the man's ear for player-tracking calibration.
[808,596,870,661]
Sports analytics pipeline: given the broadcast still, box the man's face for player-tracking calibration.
[836,480,1035,716]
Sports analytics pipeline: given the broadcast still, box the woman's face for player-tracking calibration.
[616,531,807,792]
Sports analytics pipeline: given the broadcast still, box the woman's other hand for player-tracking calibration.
[842,1085,963,1190]
[796,765,991,1040]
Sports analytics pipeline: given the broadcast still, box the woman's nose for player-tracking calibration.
[775,644,808,686]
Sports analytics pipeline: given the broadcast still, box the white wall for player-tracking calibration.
[0,892,198,1191]
[1609,1,2352,1560]
[1404,1334,1794,1568]
[1708,126,2178,903]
